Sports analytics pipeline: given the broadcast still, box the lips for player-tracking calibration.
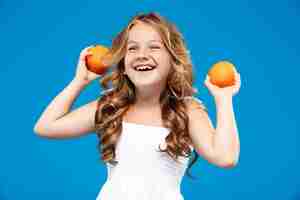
[133,64,156,71]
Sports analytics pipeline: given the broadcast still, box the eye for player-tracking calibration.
[150,45,161,50]
[127,46,137,51]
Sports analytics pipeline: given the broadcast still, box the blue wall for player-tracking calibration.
[1,0,299,199]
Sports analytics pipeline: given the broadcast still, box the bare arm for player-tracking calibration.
[34,46,104,139]
[33,78,99,139]
[186,97,240,168]
[213,97,240,166]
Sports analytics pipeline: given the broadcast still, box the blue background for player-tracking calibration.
[1,0,299,199]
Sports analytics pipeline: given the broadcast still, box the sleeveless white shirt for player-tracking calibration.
[96,121,194,200]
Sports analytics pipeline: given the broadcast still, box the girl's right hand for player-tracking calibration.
[74,46,102,86]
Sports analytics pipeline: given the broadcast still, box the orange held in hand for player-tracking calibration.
[208,60,236,88]
[85,45,111,75]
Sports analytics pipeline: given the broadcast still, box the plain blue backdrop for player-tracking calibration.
[1,0,299,199]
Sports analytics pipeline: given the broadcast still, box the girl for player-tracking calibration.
[34,12,241,200]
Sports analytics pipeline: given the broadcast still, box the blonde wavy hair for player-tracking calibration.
[94,12,207,179]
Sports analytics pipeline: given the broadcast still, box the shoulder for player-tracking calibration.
[183,96,207,113]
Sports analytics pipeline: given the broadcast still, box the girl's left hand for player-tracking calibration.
[204,67,241,100]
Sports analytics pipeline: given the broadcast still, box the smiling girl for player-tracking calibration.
[34,12,241,200]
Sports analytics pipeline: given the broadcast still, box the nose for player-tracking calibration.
[136,48,149,60]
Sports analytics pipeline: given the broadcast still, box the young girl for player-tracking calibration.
[34,12,241,200]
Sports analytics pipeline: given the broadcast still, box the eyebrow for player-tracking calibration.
[127,39,163,45]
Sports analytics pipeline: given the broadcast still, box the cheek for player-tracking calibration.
[124,55,132,69]
[156,54,172,69]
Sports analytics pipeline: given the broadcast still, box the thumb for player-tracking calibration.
[204,75,211,88]
[204,75,219,91]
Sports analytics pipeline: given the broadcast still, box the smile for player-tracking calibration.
[134,64,156,71]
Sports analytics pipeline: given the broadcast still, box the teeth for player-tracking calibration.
[135,65,155,71]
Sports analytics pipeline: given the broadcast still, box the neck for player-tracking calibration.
[134,85,162,109]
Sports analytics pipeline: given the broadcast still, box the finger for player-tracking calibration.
[205,75,214,88]
[233,66,238,74]
[233,70,240,81]
[80,51,93,61]
[233,68,240,80]
[236,73,241,82]
[81,52,93,60]
[81,47,92,56]
[80,45,93,56]
[205,75,219,90]
[83,45,94,51]
[204,75,210,86]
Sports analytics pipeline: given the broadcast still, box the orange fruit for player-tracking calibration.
[208,60,236,88]
[85,45,111,75]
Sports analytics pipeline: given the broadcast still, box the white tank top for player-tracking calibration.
[96,121,194,200]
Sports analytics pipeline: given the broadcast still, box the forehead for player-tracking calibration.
[127,22,162,43]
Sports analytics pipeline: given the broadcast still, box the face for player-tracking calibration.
[124,21,172,88]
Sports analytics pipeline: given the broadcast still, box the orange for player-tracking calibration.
[208,60,236,88]
[85,45,111,75]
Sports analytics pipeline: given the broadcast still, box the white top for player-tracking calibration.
[96,121,194,200]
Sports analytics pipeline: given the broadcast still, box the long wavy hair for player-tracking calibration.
[94,12,206,179]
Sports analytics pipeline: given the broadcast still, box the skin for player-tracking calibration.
[34,19,241,168]
[124,21,172,109]
[123,21,241,168]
